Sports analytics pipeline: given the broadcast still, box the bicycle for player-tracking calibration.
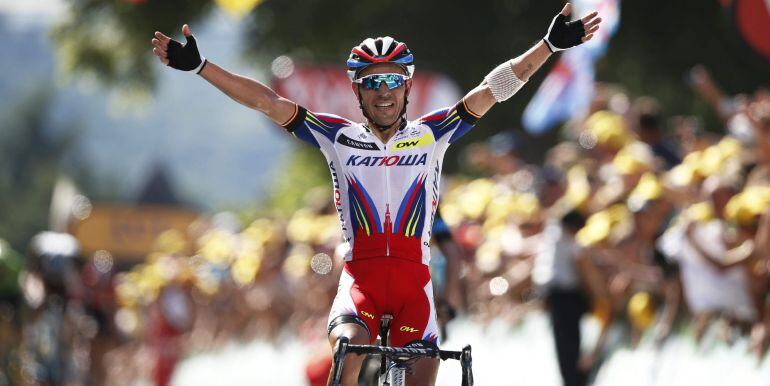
[329,314,474,386]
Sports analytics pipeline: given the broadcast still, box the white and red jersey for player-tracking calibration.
[281,100,480,265]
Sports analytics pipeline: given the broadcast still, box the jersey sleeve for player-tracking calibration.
[418,99,481,144]
[280,104,353,148]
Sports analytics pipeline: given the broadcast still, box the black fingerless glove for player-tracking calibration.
[543,13,586,53]
[167,35,207,73]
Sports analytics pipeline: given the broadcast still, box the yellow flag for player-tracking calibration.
[215,0,263,18]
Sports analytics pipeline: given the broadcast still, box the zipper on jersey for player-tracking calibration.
[384,143,391,256]
[376,126,402,258]
[385,204,391,256]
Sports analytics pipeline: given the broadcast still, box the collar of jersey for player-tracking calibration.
[363,119,407,133]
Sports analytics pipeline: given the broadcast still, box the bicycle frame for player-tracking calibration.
[378,314,402,386]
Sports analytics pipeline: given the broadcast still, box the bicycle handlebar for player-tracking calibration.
[330,337,474,386]
[344,343,466,361]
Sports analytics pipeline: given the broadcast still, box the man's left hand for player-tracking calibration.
[543,3,602,52]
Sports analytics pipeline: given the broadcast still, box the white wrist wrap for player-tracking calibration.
[484,60,526,102]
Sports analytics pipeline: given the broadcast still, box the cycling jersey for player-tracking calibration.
[281,99,480,265]
[283,99,480,346]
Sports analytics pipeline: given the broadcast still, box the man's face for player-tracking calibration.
[353,63,411,128]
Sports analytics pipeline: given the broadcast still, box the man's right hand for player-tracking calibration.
[151,24,299,126]
[152,24,207,73]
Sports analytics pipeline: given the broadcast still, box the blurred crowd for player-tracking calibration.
[439,65,770,386]
[1,66,770,386]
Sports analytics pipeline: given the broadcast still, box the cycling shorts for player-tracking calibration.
[327,257,440,347]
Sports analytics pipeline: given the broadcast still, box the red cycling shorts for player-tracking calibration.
[327,257,440,347]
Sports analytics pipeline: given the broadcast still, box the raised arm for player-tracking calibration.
[151,24,297,126]
[463,3,601,118]
[197,62,297,125]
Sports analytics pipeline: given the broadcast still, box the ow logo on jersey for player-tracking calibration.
[393,133,434,150]
[346,154,428,167]
[399,325,420,333]
[361,310,376,320]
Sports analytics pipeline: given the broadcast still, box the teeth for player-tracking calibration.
[375,103,394,107]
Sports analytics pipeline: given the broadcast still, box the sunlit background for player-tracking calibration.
[2,0,770,385]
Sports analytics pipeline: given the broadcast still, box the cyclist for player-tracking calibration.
[152,4,600,385]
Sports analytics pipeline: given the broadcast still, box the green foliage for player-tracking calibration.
[247,0,770,131]
[602,0,770,127]
[0,91,75,251]
[242,1,766,173]
[53,0,213,93]
[53,0,770,125]
[0,238,23,297]
[263,144,329,215]
[246,0,557,136]
[50,0,770,214]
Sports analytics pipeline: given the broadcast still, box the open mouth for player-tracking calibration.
[374,102,395,108]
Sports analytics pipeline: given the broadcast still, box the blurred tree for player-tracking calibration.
[243,0,770,162]
[602,0,770,129]
[52,0,770,213]
[245,0,555,143]
[53,0,213,96]
[53,0,770,132]
[0,90,78,251]
[246,0,770,137]
[263,146,329,215]
[242,0,561,179]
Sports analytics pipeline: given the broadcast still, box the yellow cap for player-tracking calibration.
[215,0,264,18]
[725,186,770,226]
[696,146,725,177]
[585,110,632,150]
[231,249,262,286]
[564,165,590,209]
[682,150,702,167]
[717,137,743,160]
[484,194,518,230]
[313,214,342,245]
[679,138,744,179]
[153,229,187,255]
[243,218,278,244]
[627,292,656,330]
[510,192,541,222]
[576,204,631,247]
[460,179,495,220]
[686,201,716,222]
[282,243,313,279]
[115,272,140,307]
[666,163,697,187]
[613,142,654,175]
[627,173,663,211]
[287,209,316,243]
[197,229,236,264]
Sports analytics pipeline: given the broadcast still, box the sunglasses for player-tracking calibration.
[353,73,410,90]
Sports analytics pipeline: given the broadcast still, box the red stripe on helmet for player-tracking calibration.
[353,43,407,64]
[379,43,407,62]
[352,47,377,63]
